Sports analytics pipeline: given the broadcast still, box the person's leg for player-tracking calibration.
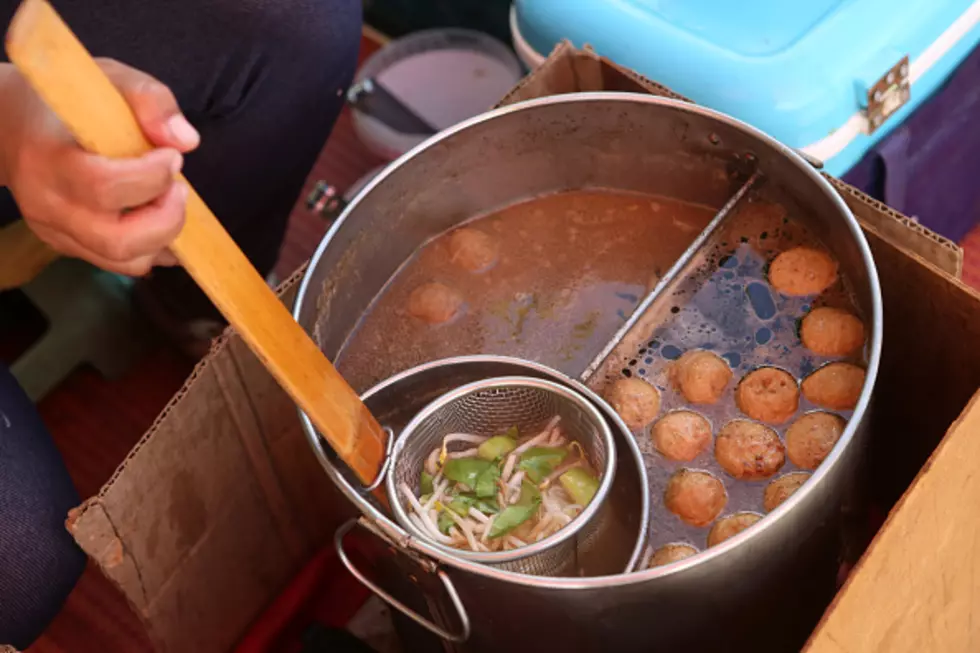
[0,364,86,649]
[1,0,362,347]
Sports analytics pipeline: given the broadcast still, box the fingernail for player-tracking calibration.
[175,180,190,201]
[170,153,183,176]
[167,114,200,148]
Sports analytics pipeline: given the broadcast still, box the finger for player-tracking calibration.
[98,58,200,152]
[58,146,182,212]
[29,222,159,276]
[65,181,188,263]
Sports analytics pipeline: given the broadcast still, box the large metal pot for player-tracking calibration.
[293,93,883,652]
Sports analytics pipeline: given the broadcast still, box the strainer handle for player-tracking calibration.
[335,519,471,643]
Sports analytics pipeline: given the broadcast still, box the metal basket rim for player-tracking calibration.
[385,375,618,565]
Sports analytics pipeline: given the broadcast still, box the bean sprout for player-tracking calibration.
[446,510,480,550]
[529,513,555,540]
[500,453,518,483]
[446,447,481,460]
[540,458,585,488]
[400,482,453,544]
[425,448,440,476]
[513,416,561,455]
[422,479,448,512]
[468,508,491,524]
[402,416,599,554]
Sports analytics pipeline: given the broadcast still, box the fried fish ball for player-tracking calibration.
[707,512,763,548]
[407,282,463,324]
[649,543,699,568]
[670,350,733,405]
[735,367,800,424]
[801,307,866,357]
[801,363,865,410]
[664,469,727,528]
[605,378,661,430]
[715,420,785,480]
[653,411,712,462]
[447,227,499,273]
[785,412,846,470]
[763,472,812,512]
[769,246,839,296]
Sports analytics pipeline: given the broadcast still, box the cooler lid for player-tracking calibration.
[622,0,850,58]
[514,0,980,154]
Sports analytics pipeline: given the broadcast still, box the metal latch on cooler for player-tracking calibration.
[864,56,910,134]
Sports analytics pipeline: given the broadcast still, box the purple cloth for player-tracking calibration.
[843,43,980,243]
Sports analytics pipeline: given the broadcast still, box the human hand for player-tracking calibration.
[0,58,200,276]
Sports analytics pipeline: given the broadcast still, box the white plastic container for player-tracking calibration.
[350,29,523,161]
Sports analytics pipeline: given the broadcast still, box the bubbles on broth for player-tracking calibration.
[608,201,866,562]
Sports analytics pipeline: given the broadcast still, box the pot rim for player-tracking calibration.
[292,91,883,590]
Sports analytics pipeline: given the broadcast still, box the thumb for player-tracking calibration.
[97,58,200,153]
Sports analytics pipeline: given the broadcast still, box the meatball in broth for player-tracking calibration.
[768,247,838,296]
[735,367,799,425]
[715,420,785,480]
[407,282,463,324]
[649,543,699,568]
[785,411,846,470]
[802,363,865,410]
[708,513,763,548]
[653,411,712,462]
[800,307,865,357]
[670,350,733,405]
[447,227,499,273]
[763,472,811,513]
[664,469,727,528]
[605,378,661,430]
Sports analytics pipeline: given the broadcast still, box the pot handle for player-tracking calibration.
[335,518,471,643]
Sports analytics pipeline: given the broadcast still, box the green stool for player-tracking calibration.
[9,258,150,401]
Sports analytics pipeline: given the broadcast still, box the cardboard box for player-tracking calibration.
[63,43,980,652]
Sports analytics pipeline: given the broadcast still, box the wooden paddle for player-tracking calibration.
[5,0,389,488]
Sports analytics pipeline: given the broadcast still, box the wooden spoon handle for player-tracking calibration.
[5,0,388,485]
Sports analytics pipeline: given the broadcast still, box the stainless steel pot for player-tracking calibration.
[293,93,883,652]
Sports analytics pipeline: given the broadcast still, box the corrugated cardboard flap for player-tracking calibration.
[807,389,980,652]
[67,266,351,653]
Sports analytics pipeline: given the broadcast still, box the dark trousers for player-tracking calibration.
[1,0,362,319]
[0,363,85,648]
[0,0,361,645]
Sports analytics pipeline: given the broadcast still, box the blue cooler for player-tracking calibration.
[511,0,980,241]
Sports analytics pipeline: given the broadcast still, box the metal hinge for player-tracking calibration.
[865,56,910,134]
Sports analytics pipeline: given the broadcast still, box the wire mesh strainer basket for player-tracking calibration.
[386,376,617,576]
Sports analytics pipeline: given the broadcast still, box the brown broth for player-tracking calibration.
[334,189,868,569]
[336,190,715,391]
